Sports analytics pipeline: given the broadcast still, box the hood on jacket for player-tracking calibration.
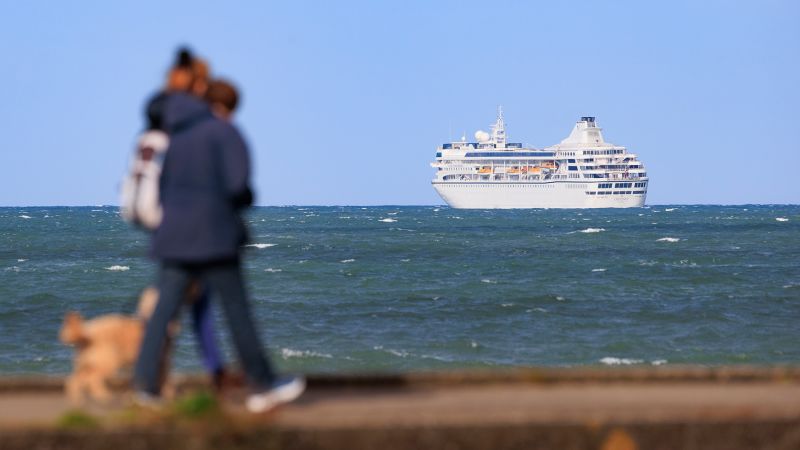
[163,93,213,133]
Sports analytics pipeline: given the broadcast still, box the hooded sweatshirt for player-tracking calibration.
[152,93,253,262]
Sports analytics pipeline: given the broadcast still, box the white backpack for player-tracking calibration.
[120,130,169,230]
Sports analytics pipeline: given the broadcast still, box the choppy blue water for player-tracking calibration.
[1,205,798,375]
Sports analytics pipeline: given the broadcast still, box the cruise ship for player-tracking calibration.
[430,110,648,208]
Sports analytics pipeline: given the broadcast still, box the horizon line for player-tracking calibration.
[1,203,799,208]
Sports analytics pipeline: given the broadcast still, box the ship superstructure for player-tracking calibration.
[430,110,648,208]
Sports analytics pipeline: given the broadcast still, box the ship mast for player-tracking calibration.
[490,106,506,147]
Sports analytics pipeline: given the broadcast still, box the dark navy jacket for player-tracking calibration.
[152,93,253,262]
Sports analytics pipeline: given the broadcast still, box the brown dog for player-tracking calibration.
[59,287,176,404]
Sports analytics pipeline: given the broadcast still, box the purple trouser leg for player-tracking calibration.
[191,288,225,374]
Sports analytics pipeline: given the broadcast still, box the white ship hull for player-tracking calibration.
[433,181,646,209]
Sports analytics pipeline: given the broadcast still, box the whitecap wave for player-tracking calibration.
[264,268,282,273]
[17,259,27,262]
[245,243,277,249]
[657,237,680,242]
[281,348,332,359]
[379,218,397,223]
[776,217,789,222]
[591,268,606,272]
[481,279,497,284]
[651,359,668,366]
[578,228,605,233]
[665,208,677,212]
[600,357,644,365]
[19,215,32,219]
[106,265,130,271]
[340,259,355,263]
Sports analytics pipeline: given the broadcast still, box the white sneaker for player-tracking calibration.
[246,375,306,413]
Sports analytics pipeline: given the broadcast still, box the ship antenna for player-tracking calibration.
[491,105,506,146]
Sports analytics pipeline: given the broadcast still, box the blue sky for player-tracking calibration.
[1,0,798,206]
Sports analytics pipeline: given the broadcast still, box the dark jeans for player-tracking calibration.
[191,288,224,374]
[134,259,275,395]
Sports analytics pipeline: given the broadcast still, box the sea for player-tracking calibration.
[1,205,798,375]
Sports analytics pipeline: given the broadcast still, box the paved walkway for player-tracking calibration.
[2,369,800,449]
[276,382,800,429]
[1,377,800,428]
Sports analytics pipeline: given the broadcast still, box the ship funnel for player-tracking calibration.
[559,116,606,145]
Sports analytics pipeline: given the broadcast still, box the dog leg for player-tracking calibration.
[86,369,113,403]
[65,374,85,405]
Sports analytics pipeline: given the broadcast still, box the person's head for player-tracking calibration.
[205,79,239,120]
[165,47,210,97]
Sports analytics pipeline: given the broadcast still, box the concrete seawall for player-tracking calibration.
[1,366,799,450]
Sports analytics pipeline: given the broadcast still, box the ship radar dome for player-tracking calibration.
[475,130,490,142]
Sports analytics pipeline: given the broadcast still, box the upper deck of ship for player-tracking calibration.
[434,112,639,162]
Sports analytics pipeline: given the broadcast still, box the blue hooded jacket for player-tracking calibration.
[152,93,253,262]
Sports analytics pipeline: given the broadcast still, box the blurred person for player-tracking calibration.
[133,52,304,412]
[125,48,228,391]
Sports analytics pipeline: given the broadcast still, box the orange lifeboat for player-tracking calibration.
[524,166,542,174]
[541,161,556,169]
